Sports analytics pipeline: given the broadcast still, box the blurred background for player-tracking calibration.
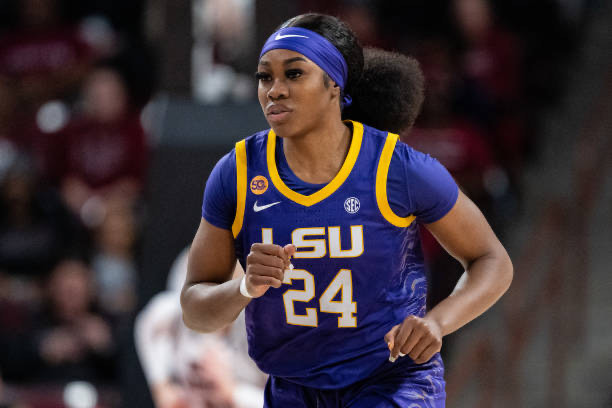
[0,0,610,407]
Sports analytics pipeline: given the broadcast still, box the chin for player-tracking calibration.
[269,121,298,138]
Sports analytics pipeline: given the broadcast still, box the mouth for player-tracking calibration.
[266,105,292,124]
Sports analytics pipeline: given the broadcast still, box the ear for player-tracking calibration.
[331,83,341,99]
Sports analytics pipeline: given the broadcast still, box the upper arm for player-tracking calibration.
[185,217,237,287]
[185,147,239,286]
[424,190,508,268]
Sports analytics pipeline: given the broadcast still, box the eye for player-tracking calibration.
[255,71,271,82]
[286,69,302,80]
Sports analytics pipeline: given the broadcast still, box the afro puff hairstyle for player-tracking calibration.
[343,47,425,133]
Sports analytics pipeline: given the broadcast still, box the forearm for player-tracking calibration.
[181,278,251,333]
[426,250,513,336]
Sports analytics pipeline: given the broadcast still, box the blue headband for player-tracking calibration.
[260,27,352,107]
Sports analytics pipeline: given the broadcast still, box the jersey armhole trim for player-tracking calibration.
[232,140,247,238]
[375,133,416,228]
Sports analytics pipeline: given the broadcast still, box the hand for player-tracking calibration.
[40,328,84,364]
[384,315,442,364]
[78,315,113,353]
[196,348,235,408]
[244,243,295,298]
[152,381,190,408]
[61,176,93,213]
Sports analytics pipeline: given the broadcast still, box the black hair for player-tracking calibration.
[279,13,364,108]
[343,47,425,133]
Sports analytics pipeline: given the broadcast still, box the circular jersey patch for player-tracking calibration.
[344,197,360,214]
[250,175,269,195]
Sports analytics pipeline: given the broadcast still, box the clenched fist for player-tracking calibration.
[244,243,296,298]
[384,315,442,364]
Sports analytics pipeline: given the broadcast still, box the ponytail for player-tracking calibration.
[343,47,425,133]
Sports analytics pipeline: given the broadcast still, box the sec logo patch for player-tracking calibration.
[250,175,268,195]
[344,197,360,214]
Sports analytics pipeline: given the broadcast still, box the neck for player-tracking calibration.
[282,117,351,184]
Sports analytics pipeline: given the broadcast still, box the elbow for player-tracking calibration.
[498,249,514,295]
[180,286,215,333]
[181,311,216,333]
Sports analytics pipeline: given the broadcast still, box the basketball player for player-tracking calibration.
[182,13,513,407]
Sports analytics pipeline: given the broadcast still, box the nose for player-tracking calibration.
[267,78,288,100]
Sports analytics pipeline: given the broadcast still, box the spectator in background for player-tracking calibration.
[57,59,148,225]
[0,152,84,279]
[135,248,266,408]
[452,0,526,175]
[0,258,117,387]
[0,0,122,184]
[0,0,93,115]
[91,200,138,317]
[28,258,116,384]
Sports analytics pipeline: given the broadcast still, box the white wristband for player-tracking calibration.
[239,275,253,298]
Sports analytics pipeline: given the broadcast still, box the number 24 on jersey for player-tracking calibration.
[283,268,357,328]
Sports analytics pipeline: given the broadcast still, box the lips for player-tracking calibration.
[266,104,292,124]
[266,104,291,115]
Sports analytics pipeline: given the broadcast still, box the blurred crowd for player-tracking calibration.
[0,0,152,406]
[0,0,598,406]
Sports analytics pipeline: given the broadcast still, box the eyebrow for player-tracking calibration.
[258,56,308,66]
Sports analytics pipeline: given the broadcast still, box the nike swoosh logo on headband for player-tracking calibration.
[275,33,309,40]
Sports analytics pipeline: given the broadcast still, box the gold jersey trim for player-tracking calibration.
[375,133,416,228]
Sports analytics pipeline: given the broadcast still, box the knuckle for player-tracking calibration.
[249,274,260,283]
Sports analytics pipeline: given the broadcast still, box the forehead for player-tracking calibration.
[258,49,314,66]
